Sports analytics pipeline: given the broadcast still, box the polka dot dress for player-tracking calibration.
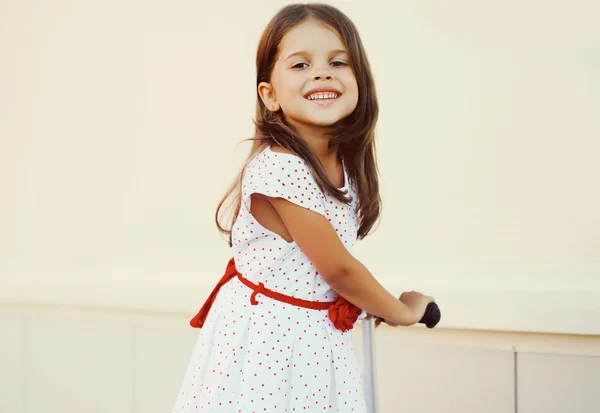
[172,145,367,412]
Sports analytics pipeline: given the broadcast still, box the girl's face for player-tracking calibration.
[258,19,359,135]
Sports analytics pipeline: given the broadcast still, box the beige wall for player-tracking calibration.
[1,0,599,412]
[1,305,599,413]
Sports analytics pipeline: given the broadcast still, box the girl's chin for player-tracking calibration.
[284,112,348,129]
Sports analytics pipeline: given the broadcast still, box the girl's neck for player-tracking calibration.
[305,139,339,163]
[288,120,339,165]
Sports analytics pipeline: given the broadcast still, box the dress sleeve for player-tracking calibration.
[241,150,328,218]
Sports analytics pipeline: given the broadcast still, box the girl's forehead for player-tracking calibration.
[277,20,346,58]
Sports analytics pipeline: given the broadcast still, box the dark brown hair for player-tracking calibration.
[216,3,381,247]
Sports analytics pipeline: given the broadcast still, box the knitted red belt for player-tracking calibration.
[189,257,362,332]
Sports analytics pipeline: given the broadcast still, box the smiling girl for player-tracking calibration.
[172,4,434,412]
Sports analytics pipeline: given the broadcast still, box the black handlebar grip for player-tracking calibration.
[419,302,441,328]
[376,302,441,328]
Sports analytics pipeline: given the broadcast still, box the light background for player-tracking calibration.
[1,0,598,335]
[1,2,600,413]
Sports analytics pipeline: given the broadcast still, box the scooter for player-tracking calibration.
[362,302,442,413]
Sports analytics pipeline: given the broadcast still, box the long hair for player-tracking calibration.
[216,3,381,247]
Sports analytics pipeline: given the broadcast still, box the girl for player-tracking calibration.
[173,3,435,412]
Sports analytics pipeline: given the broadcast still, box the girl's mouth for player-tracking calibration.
[305,92,340,106]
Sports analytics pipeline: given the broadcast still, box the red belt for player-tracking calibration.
[189,257,362,332]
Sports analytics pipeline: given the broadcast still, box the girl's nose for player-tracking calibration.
[313,67,333,81]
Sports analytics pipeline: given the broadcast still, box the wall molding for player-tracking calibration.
[1,278,598,336]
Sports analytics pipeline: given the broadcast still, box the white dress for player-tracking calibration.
[172,145,367,413]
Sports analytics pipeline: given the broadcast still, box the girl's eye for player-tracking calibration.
[331,61,347,67]
[291,61,348,69]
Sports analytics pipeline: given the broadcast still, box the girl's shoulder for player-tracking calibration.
[246,145,311,177]
[268,145,297,157]
[242,145,328,216]
[263,144,306,162]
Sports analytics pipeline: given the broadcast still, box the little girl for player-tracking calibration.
[173,3,434,412]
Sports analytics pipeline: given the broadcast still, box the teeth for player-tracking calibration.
[307,92,338,100]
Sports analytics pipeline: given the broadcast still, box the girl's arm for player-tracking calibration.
[268,196,425,326]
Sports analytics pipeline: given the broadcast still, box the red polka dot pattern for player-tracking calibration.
[172,146,366,412]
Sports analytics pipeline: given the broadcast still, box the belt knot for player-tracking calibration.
[250,282,266,305]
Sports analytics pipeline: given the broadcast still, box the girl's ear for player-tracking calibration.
[258,81,280,112]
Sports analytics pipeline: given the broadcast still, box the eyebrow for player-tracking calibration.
[283,49,349,62]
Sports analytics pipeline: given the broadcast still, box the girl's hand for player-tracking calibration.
[371,290,434,327]
[399,290,435,325]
